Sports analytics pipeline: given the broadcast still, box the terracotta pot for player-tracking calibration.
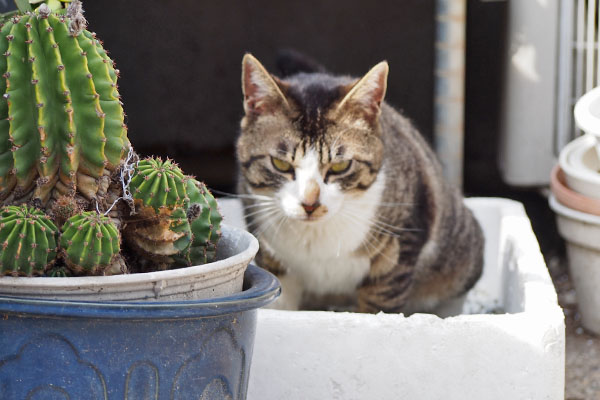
[550,165,600,216]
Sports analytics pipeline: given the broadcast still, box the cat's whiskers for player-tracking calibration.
[243,205,279,220]
[337,208,421,239]
[209,188,274,202]
[337,209,400,265]
[344,199,415,208]
[329,129,351,159]
[241,201,277,211]
[254,209,286,240]
[342,204,422,232]
[244,206,280,227]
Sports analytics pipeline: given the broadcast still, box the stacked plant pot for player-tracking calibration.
[550,86,600,335]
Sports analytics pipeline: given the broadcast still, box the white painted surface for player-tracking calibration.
[218,198,565,400]
[551,194,600,334]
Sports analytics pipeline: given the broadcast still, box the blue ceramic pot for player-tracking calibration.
[0,264,279,400]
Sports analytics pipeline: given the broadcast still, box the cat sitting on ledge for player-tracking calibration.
[235,53,484,314]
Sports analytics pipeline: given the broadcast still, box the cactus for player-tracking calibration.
[185,178,222,265]
[0,2,223,277]
[60,211,120,274]
[125,157,222,268]
[129,157,186,214]
[0,204,58,276]
[0,1,129,206]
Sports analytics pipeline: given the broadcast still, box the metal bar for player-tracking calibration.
[433,0,466,188]
[586,0,596,91]
[555,0,575,154]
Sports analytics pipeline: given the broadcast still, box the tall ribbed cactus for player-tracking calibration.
[0,1,128,205]
[0,2,224,277]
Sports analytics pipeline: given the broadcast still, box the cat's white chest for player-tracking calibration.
[269,220,371,295]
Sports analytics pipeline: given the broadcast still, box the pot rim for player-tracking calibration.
[0,224,258,290]
[0,264,280,319]
[550,194,600,225]
[574,85,600,137]
[558,134,600,187]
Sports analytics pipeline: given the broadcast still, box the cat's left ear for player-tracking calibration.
[337,61,389,123]
[242,53,290,116]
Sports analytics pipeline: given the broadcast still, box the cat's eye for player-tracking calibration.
[329,160,352,174]
[271,157,293,173]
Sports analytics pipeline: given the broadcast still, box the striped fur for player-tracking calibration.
[236,54,483,313]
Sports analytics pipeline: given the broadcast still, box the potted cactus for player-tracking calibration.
[0,2,279,398]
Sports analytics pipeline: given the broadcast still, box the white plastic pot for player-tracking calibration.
[574,85,600,139]
[550,195,600,334]
[0,225,258,301]
[219,198,565,400]
[558,133,600,199]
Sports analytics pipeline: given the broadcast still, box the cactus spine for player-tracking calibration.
[60,211,120,274]
[0,2,128,205]
[0,204,58,276]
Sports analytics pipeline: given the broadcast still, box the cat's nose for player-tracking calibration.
[302,201,321,215]
[302,179,320,206]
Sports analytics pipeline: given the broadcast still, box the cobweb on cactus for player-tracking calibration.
[99,146,138,216]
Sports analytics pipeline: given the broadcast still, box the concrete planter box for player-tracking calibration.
[219,198,565,400]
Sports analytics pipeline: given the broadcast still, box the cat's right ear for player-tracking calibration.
[242,54,290,116]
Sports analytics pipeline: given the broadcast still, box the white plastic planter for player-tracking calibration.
[574,85,600,139]
[558,133,600,199]
[550,195,600,334]
[218,198,565,400]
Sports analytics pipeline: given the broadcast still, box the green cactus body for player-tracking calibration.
[0,7,128,205]
[126,157,222,267]
[129,157,186,214]
[185,178,222,265]
[60,211,120,274]
[0,204,58,276]
[125,157,190,262]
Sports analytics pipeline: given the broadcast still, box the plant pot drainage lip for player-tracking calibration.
[0,224,258,290]
[549,194,600,224]
[0,265,280,319]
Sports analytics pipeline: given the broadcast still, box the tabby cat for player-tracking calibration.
[236,53,484,313]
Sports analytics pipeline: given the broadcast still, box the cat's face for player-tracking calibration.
[237,54,388,223]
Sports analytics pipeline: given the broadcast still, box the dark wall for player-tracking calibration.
[83,0,435,190]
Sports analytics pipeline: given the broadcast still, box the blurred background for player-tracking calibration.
[78,0,565,254]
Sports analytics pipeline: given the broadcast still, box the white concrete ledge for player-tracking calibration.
[218,198,565,400]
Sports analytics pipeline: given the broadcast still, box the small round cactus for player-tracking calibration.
[129,157,187,214]
[60,211,120,275]
[185,178,222,265]
[0,204,58,276]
